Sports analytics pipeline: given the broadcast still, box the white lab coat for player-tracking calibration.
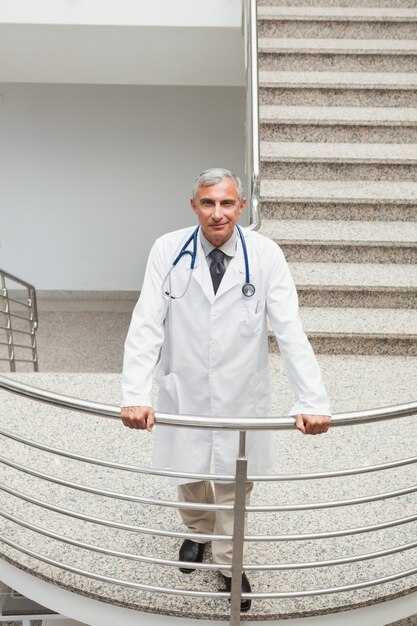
[122,226,331,485]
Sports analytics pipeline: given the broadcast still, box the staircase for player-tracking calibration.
[257,0,417,356]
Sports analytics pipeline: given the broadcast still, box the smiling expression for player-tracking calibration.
[190,177,246,247]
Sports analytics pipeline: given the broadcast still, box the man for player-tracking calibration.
[121,168,331,612]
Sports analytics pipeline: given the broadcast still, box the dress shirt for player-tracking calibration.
[199,227,238,271]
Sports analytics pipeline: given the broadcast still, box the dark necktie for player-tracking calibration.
[209,248,226,295]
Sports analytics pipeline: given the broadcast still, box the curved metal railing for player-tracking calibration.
[0,373,417,625]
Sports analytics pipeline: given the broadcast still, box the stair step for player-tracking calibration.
[259,71,417,107]
[258,6,417,22]
[262,200,417,221]
[258,8,417,39]
[261,141,417,180]
[261,141,417,163]
[258,7,417,21]
[290,262,417,308]
[260,105,417,143]
[258,0,417,7]
[260,105,417,126]
[259,70,417,90]
[261,178,417,204]
[258,37,417,72]
[261,218,417,263]
[269,307,417,355]
[263,219,417,243]
[259,37,417,54]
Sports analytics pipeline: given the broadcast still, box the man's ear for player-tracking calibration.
[190,197,197,214]
[239,198,247,215]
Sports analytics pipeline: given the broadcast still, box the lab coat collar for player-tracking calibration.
[191,235,215,304]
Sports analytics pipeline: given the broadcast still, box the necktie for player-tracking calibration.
[210,249,226,295]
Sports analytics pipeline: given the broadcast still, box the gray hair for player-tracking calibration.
[192,168,245,203]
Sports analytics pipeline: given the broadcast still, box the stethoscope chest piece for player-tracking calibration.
[242,283,256,298]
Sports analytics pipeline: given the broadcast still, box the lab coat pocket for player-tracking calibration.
[155,372,179,414]
[238,298,266,337]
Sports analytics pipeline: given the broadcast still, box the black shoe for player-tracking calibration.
[179,539,206,573]
[220,572,252,612]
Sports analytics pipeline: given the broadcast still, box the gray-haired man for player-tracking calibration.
[121,168,331,611]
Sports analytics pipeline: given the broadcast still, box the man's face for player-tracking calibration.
[190,177,246,247]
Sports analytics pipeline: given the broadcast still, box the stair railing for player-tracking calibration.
[0,270,39,372]
[0,375,417,626]
[243,0,261,231]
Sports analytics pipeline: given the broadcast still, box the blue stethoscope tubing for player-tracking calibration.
[162,225,255,299]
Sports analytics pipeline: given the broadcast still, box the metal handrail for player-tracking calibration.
[5,506,417,579]
[0,483,230,542]
[3,480,417,543]
[0,455,232,511]
[5,507,417,573]
[3,424,417,481]
[0,534,230,599]
[1,374,416,428]
[3,451,417,513]
[3,531,417,601]
[244,0,261,231]
[0,510,232,572]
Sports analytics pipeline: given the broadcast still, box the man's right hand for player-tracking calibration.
[120,406,155,431]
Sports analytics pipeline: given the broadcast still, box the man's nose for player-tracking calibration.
[212,203,223,220]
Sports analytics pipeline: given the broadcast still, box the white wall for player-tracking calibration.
[0,25,244,86]
[0,83,246,290]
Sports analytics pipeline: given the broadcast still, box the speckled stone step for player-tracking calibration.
[258,7,417,39]
[259,72,417,107]
[258,0,417,8]
[260,141,417,181]
[261,178,417,206]
[260,178,417,220]
[260,218,417,263]
[260,70,417,90]
[259,38,417,72]
[290,262,417,308]
[268,307,417,355]
[260,105,417,143]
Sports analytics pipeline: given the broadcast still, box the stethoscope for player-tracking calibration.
[162,225,256,299]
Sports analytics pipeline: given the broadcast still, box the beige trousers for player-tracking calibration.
[177,480,254,577]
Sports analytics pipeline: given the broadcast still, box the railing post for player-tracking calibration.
[1,275,16,372]
[28,287,39,371]
[229,431,248,626]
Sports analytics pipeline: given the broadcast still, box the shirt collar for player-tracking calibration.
[199,227,238,259]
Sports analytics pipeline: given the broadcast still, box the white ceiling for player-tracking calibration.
[0,0,244,86]
[0,0,242,27]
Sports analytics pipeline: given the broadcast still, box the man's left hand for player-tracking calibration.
[295,414,331,435]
